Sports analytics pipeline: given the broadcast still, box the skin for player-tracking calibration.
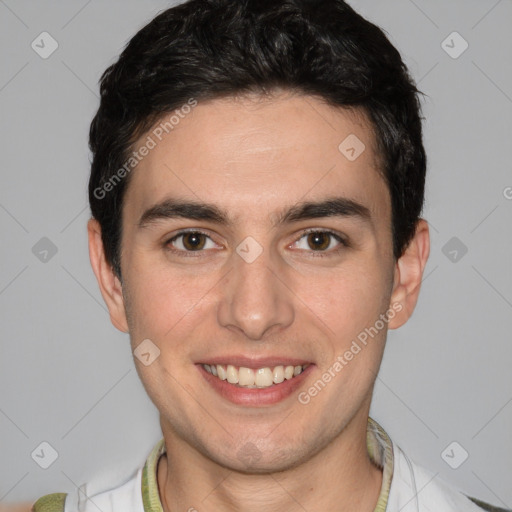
[0,504,34,512]
[88,91,429,512]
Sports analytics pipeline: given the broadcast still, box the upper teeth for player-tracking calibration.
[203,364,308,388]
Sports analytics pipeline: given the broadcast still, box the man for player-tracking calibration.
[29,0,509,511]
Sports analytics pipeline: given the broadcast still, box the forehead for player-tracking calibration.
[123,92,390,227]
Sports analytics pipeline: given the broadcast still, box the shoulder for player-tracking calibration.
[29,466,143,512]
[390,443,511,512]
[28,438,164,512]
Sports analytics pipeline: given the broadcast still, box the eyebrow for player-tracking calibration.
[277,197,372,225]
[138,197,372,229]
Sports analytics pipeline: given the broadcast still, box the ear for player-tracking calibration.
[388,219,430,330]
[87,218,129,333]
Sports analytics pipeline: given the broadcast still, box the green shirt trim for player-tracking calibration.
[31,492,67,512]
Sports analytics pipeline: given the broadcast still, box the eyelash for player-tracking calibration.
[164,228,348,258]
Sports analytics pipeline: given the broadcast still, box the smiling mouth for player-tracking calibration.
[202,363,310,388]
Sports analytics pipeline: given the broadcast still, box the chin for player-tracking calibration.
[206,435,311,475]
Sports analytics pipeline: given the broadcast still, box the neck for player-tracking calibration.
[157,412,383,512]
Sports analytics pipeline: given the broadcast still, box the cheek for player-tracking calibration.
[303,262,390,338]
[123,259,218,345]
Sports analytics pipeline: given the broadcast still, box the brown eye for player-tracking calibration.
[306,232,331,251]
[291,230,347,256]
[166,231,217,253]
[181,232,206,250]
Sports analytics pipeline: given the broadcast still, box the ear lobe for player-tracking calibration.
[87,218,129,333]
[388,219,430,330]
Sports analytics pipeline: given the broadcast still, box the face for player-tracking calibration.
[89,92,428,473]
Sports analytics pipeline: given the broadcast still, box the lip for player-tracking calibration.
[197,362,315,406]
[197,355,313,370]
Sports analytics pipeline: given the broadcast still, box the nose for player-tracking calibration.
[217,243,295,341]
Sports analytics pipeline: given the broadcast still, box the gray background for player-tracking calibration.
[0,0,511,507]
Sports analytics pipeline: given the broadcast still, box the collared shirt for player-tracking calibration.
[32,417,509,512]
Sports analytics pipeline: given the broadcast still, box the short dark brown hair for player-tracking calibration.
[89,0,426,277]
